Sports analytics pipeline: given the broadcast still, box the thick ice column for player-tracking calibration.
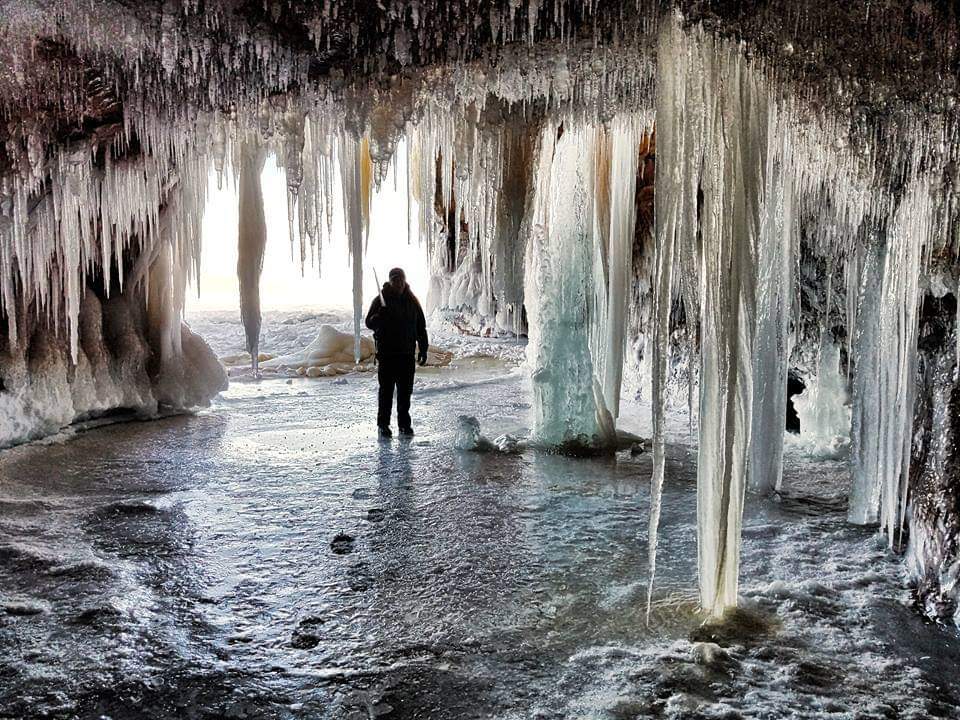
[647,20,686,615]
[649,18,784,617]
[520,114,643,449]
[524,122,615,448]
[695,41,767,615]
[848,182,930,539]
[237,139,268,373]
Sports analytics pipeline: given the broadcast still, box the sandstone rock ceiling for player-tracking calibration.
[0,0,957,168]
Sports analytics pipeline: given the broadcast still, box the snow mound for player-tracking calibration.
[258,325,375,377]
[226,324,453,378]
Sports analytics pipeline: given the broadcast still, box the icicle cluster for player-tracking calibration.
[0,109,209,365]
[398,37,656,335]
[647,15,952,616]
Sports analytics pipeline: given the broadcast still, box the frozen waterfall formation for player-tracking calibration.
[1,1,958,623]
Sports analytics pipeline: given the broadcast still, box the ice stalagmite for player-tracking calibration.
[237,140,268,374]
[793,333,851,455]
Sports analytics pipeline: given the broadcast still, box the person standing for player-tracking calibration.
[365,268,429,438]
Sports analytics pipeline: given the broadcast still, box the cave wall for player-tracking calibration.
[0,280,226,448]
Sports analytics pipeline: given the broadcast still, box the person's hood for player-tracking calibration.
[382,282,409,299]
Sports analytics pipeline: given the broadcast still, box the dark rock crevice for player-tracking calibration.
[909,292,960,624]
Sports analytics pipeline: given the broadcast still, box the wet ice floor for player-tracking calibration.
[1,366,959,719]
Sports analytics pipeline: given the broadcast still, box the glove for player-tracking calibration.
[418,349,428,366]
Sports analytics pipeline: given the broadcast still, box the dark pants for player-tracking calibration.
[377,353,415,429]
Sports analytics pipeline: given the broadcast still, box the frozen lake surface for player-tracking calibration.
[1,321,959,718]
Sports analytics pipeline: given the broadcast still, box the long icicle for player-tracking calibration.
[237,137,268,374]
[341,134,374,364]
[646,18,684,621]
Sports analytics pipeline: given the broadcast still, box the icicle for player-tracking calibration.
[237,138,268,374]
[647,19,684,618]
[848,180,931,543]
[340,133,373,364]
[845,249,862,381]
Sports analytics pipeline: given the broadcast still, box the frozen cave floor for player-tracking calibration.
[1,355,959,719]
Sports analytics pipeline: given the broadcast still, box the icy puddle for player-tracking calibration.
[1,370,958,719]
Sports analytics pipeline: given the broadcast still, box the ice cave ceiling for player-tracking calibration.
[1,1,958,161]
[2,1,960,622]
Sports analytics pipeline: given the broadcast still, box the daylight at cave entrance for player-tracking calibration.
[1,1,959,718]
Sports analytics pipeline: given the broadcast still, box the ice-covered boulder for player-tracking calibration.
[259,325,376,376]
[455,415,527,454]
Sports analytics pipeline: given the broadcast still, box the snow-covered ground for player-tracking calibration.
[186,308,527,381]
[0,318,957,719]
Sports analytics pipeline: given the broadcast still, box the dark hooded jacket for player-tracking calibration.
[365,283,429,357]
